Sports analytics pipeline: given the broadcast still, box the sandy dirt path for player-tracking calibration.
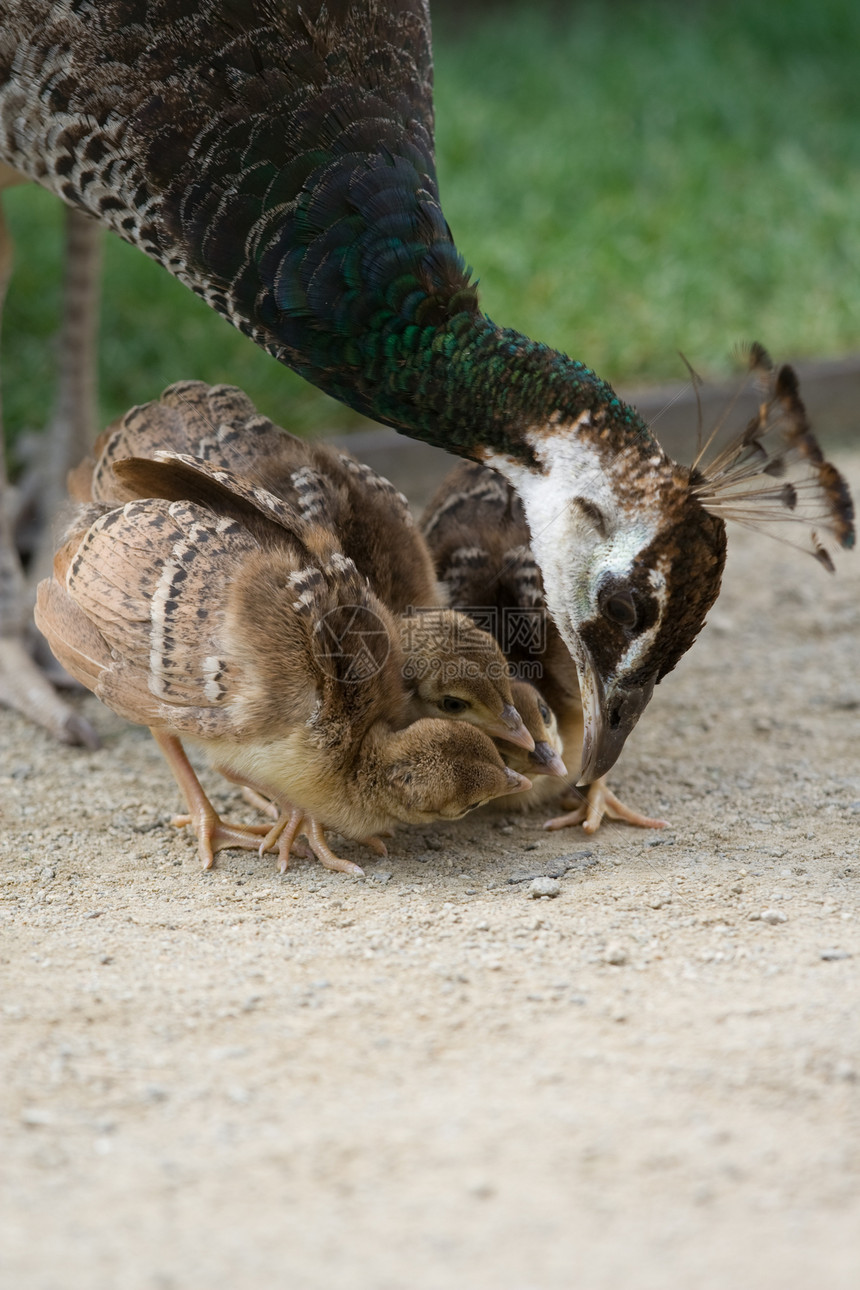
[1,456,858,1290]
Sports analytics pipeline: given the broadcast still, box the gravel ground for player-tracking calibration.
[1,454,858,1290]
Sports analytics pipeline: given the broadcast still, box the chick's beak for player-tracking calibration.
[502,768,532,795]
[528,742,568,779]
[574,646,655,785]
[485,704,535,752]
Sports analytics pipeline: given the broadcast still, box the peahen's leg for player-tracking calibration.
[28,205,103,583]
[0,178,99,746]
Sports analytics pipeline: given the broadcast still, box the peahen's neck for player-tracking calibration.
[286,309,655,469]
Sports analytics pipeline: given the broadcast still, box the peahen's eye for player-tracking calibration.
[603,590,638,629]
[441,696,469,714]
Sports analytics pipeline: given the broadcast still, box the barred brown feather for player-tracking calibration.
[691,346,855,567]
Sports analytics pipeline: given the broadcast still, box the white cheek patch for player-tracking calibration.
[615,556,671,677]
[616,619,659,677]
[483,438,669,672]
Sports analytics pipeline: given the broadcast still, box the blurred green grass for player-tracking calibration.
[3,0,859,453]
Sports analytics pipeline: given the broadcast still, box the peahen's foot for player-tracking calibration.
[544,778,667,835]
[0,634,100,748]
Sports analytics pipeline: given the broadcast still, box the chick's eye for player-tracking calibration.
[441,696,468,714]
[538,702,549,722]
[603,590,637,629]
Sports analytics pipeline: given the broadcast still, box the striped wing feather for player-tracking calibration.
[84,380,437,612]
[58,499,259,735]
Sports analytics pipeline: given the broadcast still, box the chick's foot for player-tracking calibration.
[544,778,667,835]
[171,807,271,869]
[259,808,365,877]
[152,729,270,868]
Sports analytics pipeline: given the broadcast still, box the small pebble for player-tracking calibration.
[820,948,851,961]
[528,877,560,899]
[20,1108,57,1127]
[761,909,788,925]
[604,944,628,966]
[370,871,393,884]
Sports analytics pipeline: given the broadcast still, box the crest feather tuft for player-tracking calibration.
[689,345,855,568]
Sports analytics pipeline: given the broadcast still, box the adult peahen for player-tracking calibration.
[0,1,853,778]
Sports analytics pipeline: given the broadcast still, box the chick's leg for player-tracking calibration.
[152,730,270,869]
[544,778,667,835]
[241,784,280,820]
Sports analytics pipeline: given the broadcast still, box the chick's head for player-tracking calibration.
[400,610,533,751]
[504,681,567,779]
[381,719,531,823]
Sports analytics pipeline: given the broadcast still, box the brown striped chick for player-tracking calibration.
[72,380,533,754]
[421,461,666,834]
[399,609,533,749]
[35,490,530,877]
[69,380,438,616]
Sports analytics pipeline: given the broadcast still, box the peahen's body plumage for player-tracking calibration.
[0,1,634,454]
[0,1,853,775]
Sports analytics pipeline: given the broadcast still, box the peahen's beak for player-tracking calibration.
[485,704,535,752]
[574,645,655,785]
[528,741,568,779]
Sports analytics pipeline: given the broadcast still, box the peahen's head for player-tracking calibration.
[485,350,853,785]
[492,425,726,783]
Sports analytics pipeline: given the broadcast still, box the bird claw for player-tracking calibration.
[543,779,667,835]
[360,835,389,858]
[171,810,270,869]
[257,807,365,877]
